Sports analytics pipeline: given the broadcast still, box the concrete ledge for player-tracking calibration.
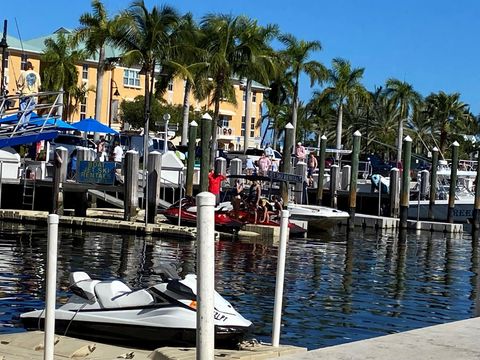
[243,224,282,245]
[0,209,197,241]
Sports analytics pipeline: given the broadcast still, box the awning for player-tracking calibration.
[219,109,236,116]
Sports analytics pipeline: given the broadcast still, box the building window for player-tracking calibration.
[80,98,87,120]
[123,69,140,87]
[219,115,230,128]
[241,116,245,136]
[250,117,255,138]
[243,91,246,102]
[82,65,88,80]
[167,79,173,91]
[252,92,257,103]
[20,54,28,71]
[3,51,8,69]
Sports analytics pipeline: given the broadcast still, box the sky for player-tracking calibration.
[2,0,480,114]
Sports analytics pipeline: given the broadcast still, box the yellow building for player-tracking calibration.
[1,28,266,150]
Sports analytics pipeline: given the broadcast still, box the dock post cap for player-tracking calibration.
[452,141,460,147]
[201,113,212,121]
[126,149,138,154]
[403,135,412,142]
[47,214,59,224]
[353,130,361,137]
[190,120,198,127]
[321,134,327,140]
[285,122,294,129]
[432,147,439,152]
[196,191,216,206]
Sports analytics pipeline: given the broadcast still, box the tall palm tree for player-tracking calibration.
[385,78,422,163]
[425,91,472,154]
[200,14,243,165]
[323,58,365,157]
[234,18,278,152]
[75,0,120,130]
[278,33,327,146]
[155,13,208,146]
[41,32,86,120]
[113,0,179,158]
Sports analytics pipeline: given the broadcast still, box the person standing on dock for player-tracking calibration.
[97,137,107,162]
[17,61,41,126]
[112,141,123,163]
[208,169,226,205]
[295,142,306,163]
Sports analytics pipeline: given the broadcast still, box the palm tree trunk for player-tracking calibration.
[210,99,220,168]
[291,78,299,147]
[243,79,252,153]
[94,46,106,141]
[181,80,192,146]
[396,104,405,164]
[335,103,343,160]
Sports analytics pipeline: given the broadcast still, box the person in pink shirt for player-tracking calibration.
[257,152,272,176]
[295,142,306,163]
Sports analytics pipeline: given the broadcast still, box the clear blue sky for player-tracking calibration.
[3,0,480,114]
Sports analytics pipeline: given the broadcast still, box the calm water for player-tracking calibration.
[0,221,478,350]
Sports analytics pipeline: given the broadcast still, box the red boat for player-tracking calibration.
[161,197,306,237]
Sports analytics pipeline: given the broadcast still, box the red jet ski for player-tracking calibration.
[161,197,244,234]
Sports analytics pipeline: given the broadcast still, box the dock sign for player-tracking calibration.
[267,171,303,183]
[78,161,116,185]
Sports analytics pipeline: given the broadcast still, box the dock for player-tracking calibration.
[0,331,306,359]
[342,213,464,233]
[0,209,198,241]
[278,317,480,360]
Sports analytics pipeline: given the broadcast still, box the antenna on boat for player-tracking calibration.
[0,20,8,96]
[11,17,25,89]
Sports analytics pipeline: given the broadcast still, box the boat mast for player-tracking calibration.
[0,20,8,97]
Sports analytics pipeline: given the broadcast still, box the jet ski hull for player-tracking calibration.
[21,314,252,348]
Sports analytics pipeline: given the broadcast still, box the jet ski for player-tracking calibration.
[161,197,244,234]
[21,265,253,348]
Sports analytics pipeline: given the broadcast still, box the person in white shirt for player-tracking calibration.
[113,142,123,162]
[264,143,274,158]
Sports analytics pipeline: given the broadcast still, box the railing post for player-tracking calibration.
[196,192,216,360]
[44,214,59,360]
[272,210,290,347]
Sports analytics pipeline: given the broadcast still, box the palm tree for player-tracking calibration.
[200,14,243,165]
[41,32,86,120]
[278,33,327,146]
[424,91,472,155]
[113,0,179,158]
[323,58,365,157]
[385,78,422,163]
[155,13,208,146]
[234,18,278,152]
[75,0,120,130]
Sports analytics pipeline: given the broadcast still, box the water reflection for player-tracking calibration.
[0,222,477,349]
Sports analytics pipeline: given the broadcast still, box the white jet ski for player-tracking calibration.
[21,266,253,348]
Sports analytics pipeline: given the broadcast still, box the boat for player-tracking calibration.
[162,197,307,237]
[20,266,253,348]
[286,204,350,231]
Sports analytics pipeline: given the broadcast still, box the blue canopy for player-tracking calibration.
[0,112,40,124]
[29,118,76,131]
[71,118,118,134]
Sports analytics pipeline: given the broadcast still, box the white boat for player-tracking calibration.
[286,203,349,231]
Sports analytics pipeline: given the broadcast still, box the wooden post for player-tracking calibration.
[294,161,307,204]
[348,131,361,229]
[124,150,139,221]
[473,150,480,230]
[147,151,162,224]
[341,165,351,190]
[186,120,198,197]
[399,136,412,229]
[52,147,68,215]
[447,141,459,223]
[428,147,439,220]
[281,123,294,205]
[330,164,339,209]
[316,135,327,205]
[200,113,212,192]
[389,168,400,218]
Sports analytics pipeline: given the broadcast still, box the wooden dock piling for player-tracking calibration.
[447,141,459,223]
[400,136,412,229]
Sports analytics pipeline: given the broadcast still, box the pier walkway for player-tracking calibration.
[278,317,480,360]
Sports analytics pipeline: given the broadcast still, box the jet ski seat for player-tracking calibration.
[94,280,154,309]
[69,272,100,301]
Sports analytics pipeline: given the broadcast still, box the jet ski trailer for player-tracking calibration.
[21,269,253,348]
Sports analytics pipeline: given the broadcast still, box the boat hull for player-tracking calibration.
[408,199,473,223]
[287,204,350,231]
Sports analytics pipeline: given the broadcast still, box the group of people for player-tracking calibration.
[95,137,123,163]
